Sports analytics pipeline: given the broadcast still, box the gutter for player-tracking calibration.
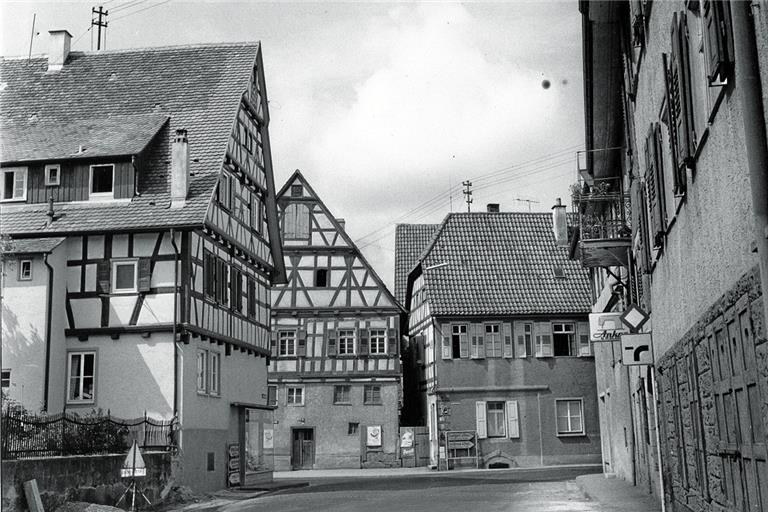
[42,253,54,412]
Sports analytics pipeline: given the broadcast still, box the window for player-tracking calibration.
[247,278,257,319]
[363,384,381,405]
[348,422,359,435]
[197,349,221,395]
[250,195,262,233]
[111,260,138,293]
[487,402,506,437]
[203,251,216,300]
[552,267,565,278]
[556,399,585,436]
[279,330,296,356]
[535,323,553,357]
[369,329,387,354]
[267,385,277,406]
[45,164,61,186]
[67,352,96,403]
[219,173,232,210]
[197,350,207,393]
[209,352,220,396]
[287,386,304,406]
[516,322,533,358]
[338,329,355,355]
[334,385,351,404]
[290,184,303,197]
[216,260,229,306]
[1,167,27,201]
[230,267,243,313]
[18,259,32,281]
[314,268,329,287]
[283,203,310,240]
[89,164,114,198]
[451,324,468,358]
[476,400,519,439]
[1,369,10,388]
[552,323,577,357]
[485,324,501,358]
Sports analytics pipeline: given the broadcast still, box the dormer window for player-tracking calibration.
[89,164,114,199]
[553,267,566,278]
[1,167,27,202]
[45,164,61,186]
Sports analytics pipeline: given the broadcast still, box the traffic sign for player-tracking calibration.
[621,333,654,366]
[120,440,146,478]
[621,304,650,333]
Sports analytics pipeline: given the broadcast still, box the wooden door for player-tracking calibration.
[291,428,314,470]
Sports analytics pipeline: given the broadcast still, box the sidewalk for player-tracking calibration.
[575,473,662,512]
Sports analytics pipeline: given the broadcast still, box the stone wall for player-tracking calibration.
[656,267,766,512]
[1,452,172,512]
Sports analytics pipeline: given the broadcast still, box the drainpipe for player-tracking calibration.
[170,230,181,436]
[651,371,666,512]
[42,254,54,412]
[733,1,768,326]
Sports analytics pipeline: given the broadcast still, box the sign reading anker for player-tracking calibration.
[588,312,629,342]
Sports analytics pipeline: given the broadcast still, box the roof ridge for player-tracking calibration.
[1,41,261,60]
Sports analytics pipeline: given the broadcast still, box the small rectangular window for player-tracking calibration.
[338,329,356,355]
[1,167,28,201]
[209,352,221,396]
[552,267,566,278]
[334,385,351,404]
[67,352,96,403]
[45,164,61,186]
[287,386,304,406]
[18,259,32,281]
[219,173,232,210]
[348,422,359,435]
[369,329,387,354]
[314,268,329,287]
[363,384,381,405]
[89,164,114,198]
[279,330,296,356]
[290,184,303,197]
[556,398,585,436]
[197,350,207,393]
[247,278,257,319]
[1,369,10,388]
[267,385,277,406]
[111,260,138,293]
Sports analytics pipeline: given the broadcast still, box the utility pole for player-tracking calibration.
[515,197,540,212]
[462,181,473,213]
[91,6,108,50]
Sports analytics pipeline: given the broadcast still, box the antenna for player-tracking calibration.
[27,13,36,65]
[462,180,473,213]
[515,197,540,212]
[91,6,108,50]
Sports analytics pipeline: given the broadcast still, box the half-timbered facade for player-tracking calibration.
[269,170,402,470]
[0,33,285,491]
[402,211,601,470]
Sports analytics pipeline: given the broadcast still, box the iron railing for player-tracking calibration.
[570,176,631,241]
[1,409,176,460]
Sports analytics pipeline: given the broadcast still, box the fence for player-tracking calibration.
[1,409,176,460]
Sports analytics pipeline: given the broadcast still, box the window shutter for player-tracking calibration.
[578,322,592,357]
[475,401,487,439]
[387,328,397,355]
[459,331,469,359]
[502,322,514,358]
[270,331,278,357]
[537,323,553,357]
[662,53,685,196]
[327,328,337,357]
[513,321,526,358]
[359,329,369,356]
[702,0,733,85]
[644,124,665,247]
[476,327,485,359]
[470,325,478,358]
[484,324,494,358]
[441,324,452,360]
[297,329,307,357]
[506,400,520,439]
[137,258,151,292]
[670,12,696,164]
[652,122,667,237]
[97,260,110,294]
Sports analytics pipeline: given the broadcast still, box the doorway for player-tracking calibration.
[291,428,314,470]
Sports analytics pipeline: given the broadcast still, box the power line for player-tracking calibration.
[111,0,172,22]
[109,0,151,14]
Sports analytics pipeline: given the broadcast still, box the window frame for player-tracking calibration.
[369,328,387,355]
[552,322,577,357]
[333,384,351,405]
[196,349,208,394]
[67,351,96,404]
[486,401,507,438]
[555,398,585,436]
[209,351,221,396]
[18,259,32,281]
[267,385,278,406]
[287,386,304,406]
[1,166,28,202]
[451,324,468,358]
[363,384,382,405]
[337,329,356,356]
[88,163,115,200]
[485,323,501,358]
[111,259,138,294]
[45,164,61,186]
[278,330,297,357]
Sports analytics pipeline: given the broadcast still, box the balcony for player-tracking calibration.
[570,176,631,268]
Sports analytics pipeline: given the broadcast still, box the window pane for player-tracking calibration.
[3,172,13,199]
[83,353,95,377]
[115,263,135,290]
[487,402,506,437]
[69,377,81,400]
[91,166,113,193]
[82,377,94,399]
[14,172,25,197]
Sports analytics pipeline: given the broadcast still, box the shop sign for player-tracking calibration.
[589,312,629,342]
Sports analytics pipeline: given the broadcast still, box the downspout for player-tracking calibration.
[733,1,768,327]
[42,253,54,412]
[651,370,666,512]
[170,230,181,433]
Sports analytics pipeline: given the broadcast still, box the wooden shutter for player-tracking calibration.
[537,322,553,357]
[359,328,369,356]
[327,328,337,357]
[644,123,666,247]
[578,322,592,357]
[441,324,452,360]
[297,329,307,357]
[137,258,151,292]
[270,330,278,357]
[475,401,487,439]
[506,400,520,439]
[702,0,733,84]
[513,321,526,358]
[97,260,110,294]
[671,12,696,164]
[662,53,685,196]
[387,328,397,355]
[502,322,514,358]
[459,329,469,359]
[484,325,494,358]
[476,326,485,359]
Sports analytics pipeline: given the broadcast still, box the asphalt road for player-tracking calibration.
[221,466,605,512]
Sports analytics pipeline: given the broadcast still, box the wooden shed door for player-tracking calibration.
[291,429,314,470]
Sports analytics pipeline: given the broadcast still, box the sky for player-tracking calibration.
[1,1,585,292]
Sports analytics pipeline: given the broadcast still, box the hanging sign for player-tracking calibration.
[589,312,629,342]
[366,425,382,447]
[621,333,654,366]
[120,440,147,478]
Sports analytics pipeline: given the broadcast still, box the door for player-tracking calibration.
[291,428,314,470]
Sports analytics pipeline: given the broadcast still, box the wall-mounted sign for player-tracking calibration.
[621,304,650,333]
[367,425,382,447]
[589,312,629,342]
[263,428,274,449]
[621,333,654,366]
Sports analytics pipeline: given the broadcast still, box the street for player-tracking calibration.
[216,467,610,512]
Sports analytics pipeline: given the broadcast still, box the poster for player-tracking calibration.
[263,428,274,449]
[400,428,414,448]
[366,425,382,447]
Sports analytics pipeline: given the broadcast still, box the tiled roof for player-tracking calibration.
[394,223,438,305]
[2,114,169,163]
[0,43,260,234]
[1,236,65,254]
[416,212,591,316]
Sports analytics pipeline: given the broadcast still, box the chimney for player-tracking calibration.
[170,129,189,208]
[486,203,500,213]
[336,218,346,230]
[552,198,568,246]
[47,30,72,72]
